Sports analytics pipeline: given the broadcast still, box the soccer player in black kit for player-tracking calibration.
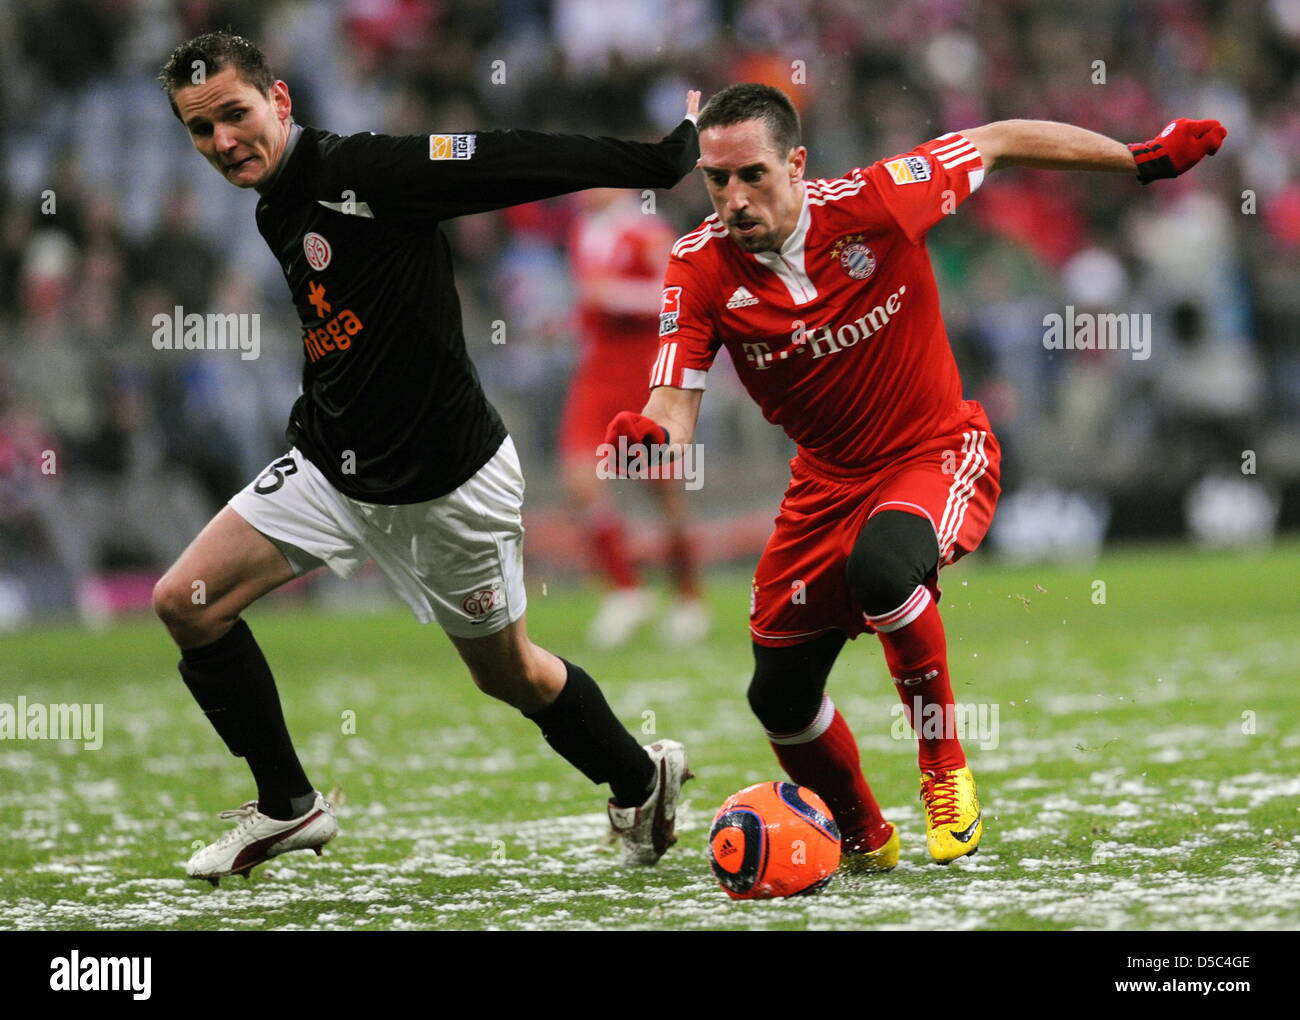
[154,32,700,883]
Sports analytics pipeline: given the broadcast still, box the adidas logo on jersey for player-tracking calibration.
[727,286,759,309]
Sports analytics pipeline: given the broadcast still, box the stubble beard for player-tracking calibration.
[731,226,778,253]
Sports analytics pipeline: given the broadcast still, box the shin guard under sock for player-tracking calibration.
[869,586,967,773]
[767,695,892,853]
[179,618,312,820]
[524,658,655,808]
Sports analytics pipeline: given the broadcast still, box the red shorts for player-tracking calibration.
[749,408,1002,647]
[559,342,658,460]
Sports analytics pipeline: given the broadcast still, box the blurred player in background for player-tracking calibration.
[153,31,702,884]
[561,189,708,649]
[608,84,1225,871]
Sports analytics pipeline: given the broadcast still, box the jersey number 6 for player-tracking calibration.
[254,456,299,495]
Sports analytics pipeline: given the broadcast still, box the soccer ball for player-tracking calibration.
[707,781,842,899]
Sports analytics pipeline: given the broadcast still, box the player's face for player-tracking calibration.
[174,67,292,189]
[698,120,806,253]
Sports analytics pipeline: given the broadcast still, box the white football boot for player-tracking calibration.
[587,588,656,649]
[658,597,711,647]
[607,740,693,866]
[186,791,338,885]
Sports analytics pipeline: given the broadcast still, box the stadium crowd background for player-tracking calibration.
[0,0,1297,625]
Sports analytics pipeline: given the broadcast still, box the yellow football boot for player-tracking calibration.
[840,822,901,874]
[920,766,982,863]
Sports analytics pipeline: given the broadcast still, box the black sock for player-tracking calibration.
[288,791,319,817]
[178,618,313,821]
[524,659,655,808]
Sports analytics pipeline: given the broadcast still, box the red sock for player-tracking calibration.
[664,527,700,599]
[767,695,892,853]
[869,585,966,773]
[589,514,638,589]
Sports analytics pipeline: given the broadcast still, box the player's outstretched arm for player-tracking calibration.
[342,91,704,221]
[961,118,1226,183]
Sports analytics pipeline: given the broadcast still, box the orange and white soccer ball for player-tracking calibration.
[707,782,842,899]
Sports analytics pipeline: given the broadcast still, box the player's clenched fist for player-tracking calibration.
[604,411,670,450]
[1128,118,1227,184]
[603,412,670,477]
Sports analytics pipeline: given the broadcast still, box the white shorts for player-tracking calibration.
[228,437,527,638]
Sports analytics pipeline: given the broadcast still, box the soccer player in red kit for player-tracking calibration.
[560,190,708,649]
[607,84,1225,868]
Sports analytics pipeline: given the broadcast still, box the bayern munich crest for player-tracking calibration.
[835,236,877,280]
[303,232,332,271]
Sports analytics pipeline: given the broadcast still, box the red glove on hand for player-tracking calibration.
[603,411,670,477]
[1128,118,1227,184]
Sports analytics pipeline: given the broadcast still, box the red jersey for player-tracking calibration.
[570,196,675,349]
[649,132,987,472]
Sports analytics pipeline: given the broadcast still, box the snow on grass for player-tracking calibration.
[3,548,1299,930]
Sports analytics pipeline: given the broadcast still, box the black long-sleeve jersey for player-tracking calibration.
[253,119,700,504]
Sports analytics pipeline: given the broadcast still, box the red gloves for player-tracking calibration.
[603,412,670,476]
[1128,118,1227,184]
[605,411,670,449]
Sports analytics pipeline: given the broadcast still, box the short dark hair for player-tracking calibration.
[697,83,801,156]
[158,31,275,121]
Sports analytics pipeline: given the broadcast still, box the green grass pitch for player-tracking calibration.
[2,539,1297,930]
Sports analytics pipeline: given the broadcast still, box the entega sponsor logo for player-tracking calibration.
[741,285,907,369]
[302,280,365,363]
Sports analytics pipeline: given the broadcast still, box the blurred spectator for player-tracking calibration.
[134,187,220,313]
[0,0,1297,618]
